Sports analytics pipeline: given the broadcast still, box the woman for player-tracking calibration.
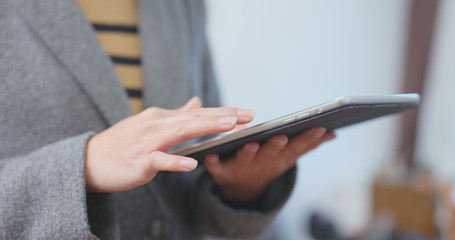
[0,0,335,239]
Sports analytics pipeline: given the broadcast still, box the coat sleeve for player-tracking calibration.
[0,132,119,240]
[191,166,297,238]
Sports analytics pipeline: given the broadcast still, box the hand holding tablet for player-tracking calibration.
[172,93,420,161]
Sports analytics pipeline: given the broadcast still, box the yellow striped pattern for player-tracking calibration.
[77,0,144,114]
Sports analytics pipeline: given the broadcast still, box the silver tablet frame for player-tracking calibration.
[171,93,420,157]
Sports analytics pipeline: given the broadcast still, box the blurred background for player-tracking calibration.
[205,0,455,239]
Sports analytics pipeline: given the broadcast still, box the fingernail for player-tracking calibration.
[312,127,327,138]
[274,135,288,146]
[179,158,198,170]
[218,116,237,127]
[237,109,255,120]
[246,142,260,152]
[205,154,218,162]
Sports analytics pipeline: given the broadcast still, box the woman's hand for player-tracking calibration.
[205,127,336,203]
[85,97,255,192]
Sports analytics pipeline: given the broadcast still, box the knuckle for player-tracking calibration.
[153,141,167,152]
[270,139,287,151]
[147,151,160,167]
[142,107,159,117]
[222,107,237,116]
[189,109,202,119]
[287,146,301,158]
[148,151,177,171]
[135,152,159,183]
[202,118,215,130]
[273,141,286,150]
[174,122,188,137]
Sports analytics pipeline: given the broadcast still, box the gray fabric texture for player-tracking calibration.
[0,0,296,239]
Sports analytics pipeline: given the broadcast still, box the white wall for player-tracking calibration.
[206,0,410,239]
[416,0,455,184]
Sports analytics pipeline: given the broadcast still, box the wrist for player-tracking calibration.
[85,135,106,192]
[215,182,268,205]
[84,136,96,192]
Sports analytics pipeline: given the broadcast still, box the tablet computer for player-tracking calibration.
[172,93,420,161]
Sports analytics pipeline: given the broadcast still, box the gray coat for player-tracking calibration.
[0,0,295,239]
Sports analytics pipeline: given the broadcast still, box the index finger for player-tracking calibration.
[154,107,254,150]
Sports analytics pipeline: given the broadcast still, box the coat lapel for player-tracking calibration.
[12,0,132,126]
[138,0,193,109]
